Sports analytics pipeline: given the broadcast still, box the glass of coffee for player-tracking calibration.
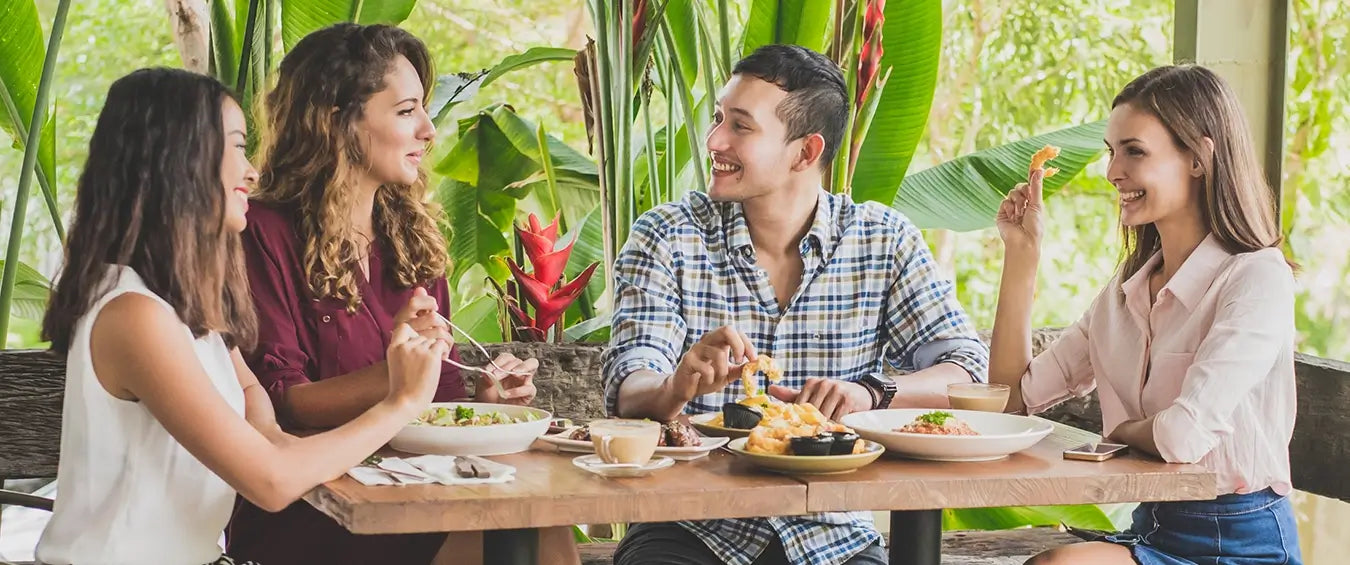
[588,419,661,465]
[947,383,1011,412]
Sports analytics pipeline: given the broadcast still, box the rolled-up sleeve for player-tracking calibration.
[881,221,989,380]
[1022,304,1097,414]
[1151,260,1294,464]
[240,220,313,410]
[601,214,686,416]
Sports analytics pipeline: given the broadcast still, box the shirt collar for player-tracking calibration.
[723,189,836,257]
[1121,233,1232,312]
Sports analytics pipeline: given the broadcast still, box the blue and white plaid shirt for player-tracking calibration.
[602,190,989,565]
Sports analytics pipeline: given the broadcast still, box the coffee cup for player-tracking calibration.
[589,419,661,465]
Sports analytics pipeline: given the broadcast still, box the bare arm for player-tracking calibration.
[232,349,295,445]
[989,169,1047,413]
[616,327,756,421]
[890,362,977,409]
[94,294,443,512]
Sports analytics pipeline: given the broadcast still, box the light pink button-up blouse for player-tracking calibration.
[1023,234,1296,495]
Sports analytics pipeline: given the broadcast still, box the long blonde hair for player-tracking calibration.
[1112,64,1287,287]
[253,24,445,311]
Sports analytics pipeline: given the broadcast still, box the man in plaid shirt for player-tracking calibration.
[602,44,989,565]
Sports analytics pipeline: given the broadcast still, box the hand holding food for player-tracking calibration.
[669,326,757,402]
[997,144,1058,250]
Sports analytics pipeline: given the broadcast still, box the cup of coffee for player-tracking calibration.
[947,383,1011,412]
[589,419,661,465]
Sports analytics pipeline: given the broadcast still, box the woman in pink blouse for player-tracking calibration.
[225,24,577,565]
[991,65,1302,565]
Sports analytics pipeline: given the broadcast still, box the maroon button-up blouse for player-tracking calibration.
[226,202,463,564]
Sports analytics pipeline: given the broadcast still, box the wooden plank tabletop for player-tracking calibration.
[303,441,807,534]
[798,420,1217,513]
[304,420,1217,535]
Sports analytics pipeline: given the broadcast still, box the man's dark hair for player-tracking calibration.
[732,44,850,166]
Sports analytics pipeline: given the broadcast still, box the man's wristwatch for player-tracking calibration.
[859,372,897,410]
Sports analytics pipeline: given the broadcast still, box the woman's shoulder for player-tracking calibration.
[1221,246,1295,290]
[244,200,300,236]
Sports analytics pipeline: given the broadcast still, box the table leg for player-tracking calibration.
[889,509,942,565]
[483,528,539,565]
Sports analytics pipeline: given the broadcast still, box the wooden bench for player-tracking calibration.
[4,337,1349,562]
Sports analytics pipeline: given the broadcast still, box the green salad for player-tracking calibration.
[415,405,539,427]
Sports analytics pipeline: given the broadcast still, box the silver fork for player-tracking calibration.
[432,312,531,397]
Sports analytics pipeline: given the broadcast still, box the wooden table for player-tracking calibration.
[305,422,1215,565]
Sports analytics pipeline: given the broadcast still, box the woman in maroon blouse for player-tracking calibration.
[226,24,576,565]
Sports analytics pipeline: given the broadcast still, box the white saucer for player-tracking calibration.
[571,455,674,477]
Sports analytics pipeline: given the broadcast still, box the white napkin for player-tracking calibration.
[347,455,516,486]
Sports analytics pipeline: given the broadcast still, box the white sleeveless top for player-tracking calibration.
[36,266,244,565]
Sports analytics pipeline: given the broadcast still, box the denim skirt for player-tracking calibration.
[1100,488,1302,565]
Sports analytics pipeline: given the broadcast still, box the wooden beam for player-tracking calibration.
[1174,0,1290,201]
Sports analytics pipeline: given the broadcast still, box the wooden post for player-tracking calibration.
[1174,0,1290,203]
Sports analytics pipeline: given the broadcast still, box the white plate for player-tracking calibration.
[539,427,730,461]
[390,402,552,456]
[840,409,1053,462]
[572,455,675,477]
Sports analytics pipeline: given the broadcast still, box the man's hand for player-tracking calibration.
[768,378,874,421]
[665,326,757,403]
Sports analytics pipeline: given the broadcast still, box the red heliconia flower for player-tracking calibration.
[501,212,601,339]
[516,213,568,287]
[857,0,886,107]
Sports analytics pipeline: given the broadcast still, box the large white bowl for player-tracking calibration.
[840,409,1053,462]
[390,402,552,456]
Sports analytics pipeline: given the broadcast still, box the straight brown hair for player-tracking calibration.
[1113,65,1287,288]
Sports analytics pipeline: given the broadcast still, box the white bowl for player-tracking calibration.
[390,402,552,456]
[840,409,1053,462]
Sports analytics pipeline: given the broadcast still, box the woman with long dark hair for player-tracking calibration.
[35,67,446,565]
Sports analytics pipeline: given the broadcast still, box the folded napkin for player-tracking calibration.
[348,455,515,486]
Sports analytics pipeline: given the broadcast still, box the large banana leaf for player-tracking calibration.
[893,120,1108,231]
[944,504,1115,531]
[740,0,834,56]
[0,260,50,321]
[850,0,942,205]
[0,0,58,223]
[662,0,702,88]
[281,0,417,51]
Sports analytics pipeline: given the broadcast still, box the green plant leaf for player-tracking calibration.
[439,178,512,286]
[280,0,418,51]
[893,120,1108,231]
[480,46,578,90]
[850,0,942,205]
[451,295,504,344]
[563,206,606,304]
[0,260,50,321]
[741,0,833,56]
[661,0,701,87]
[563,316,611,342]
[943,505,1115,531]
[0,0,58,219]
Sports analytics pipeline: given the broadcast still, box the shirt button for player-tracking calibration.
[321,315,332,323]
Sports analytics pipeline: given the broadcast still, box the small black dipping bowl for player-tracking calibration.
[789,434,836,456]
[721,402,765,429]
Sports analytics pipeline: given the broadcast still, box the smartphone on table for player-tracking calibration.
[1063,442,1128,461]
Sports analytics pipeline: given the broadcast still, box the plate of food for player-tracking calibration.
[539,421,730,460]
[725,436,884,475]
[840,409,1054,462]
[390,402,552,456]
[718,397,884,474]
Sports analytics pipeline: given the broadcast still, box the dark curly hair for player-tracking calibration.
[44,67,257,353]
